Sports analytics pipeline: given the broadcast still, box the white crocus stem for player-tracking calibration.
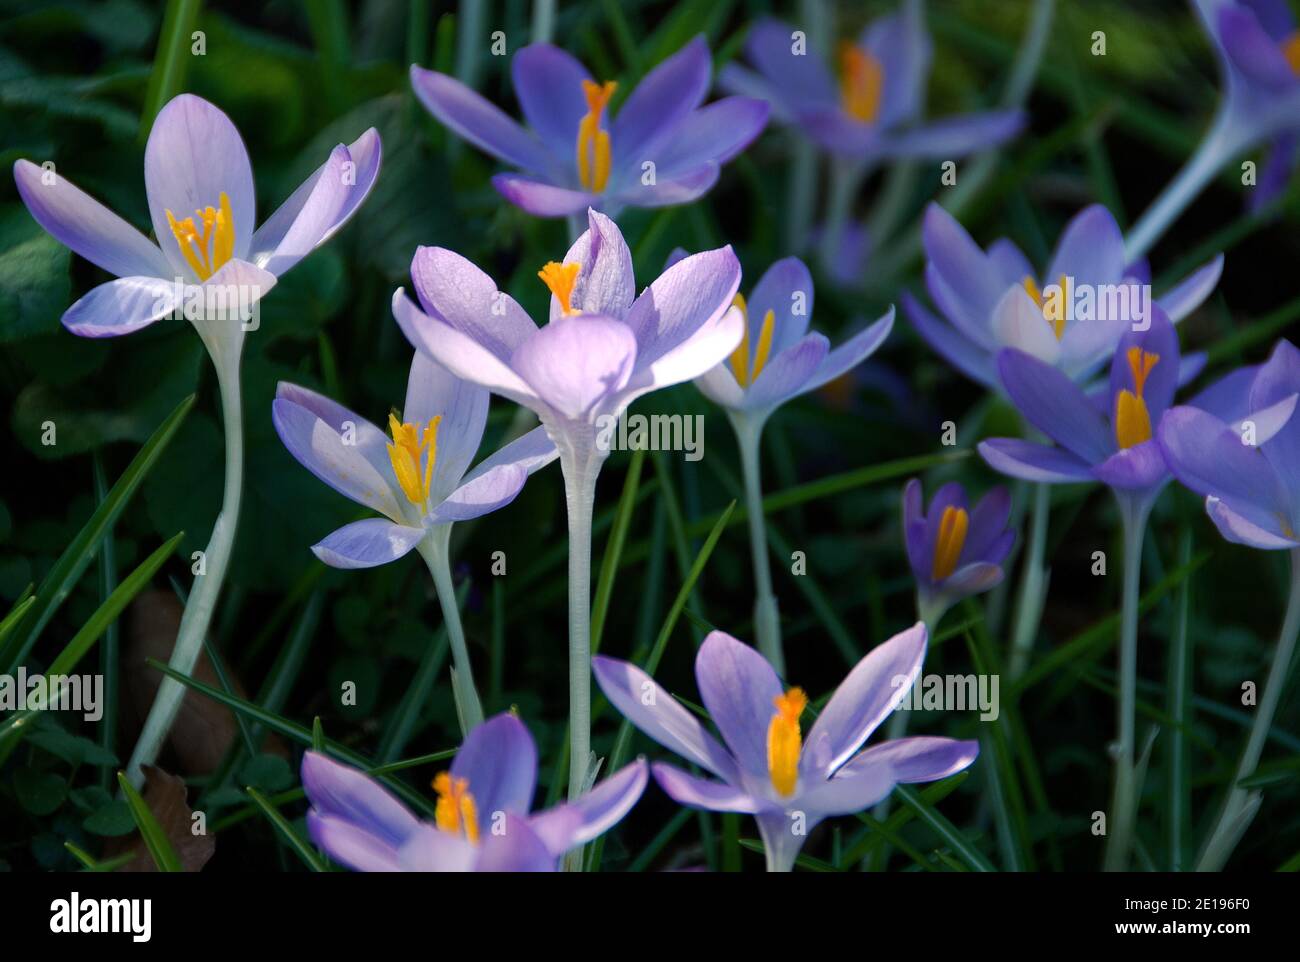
[732,412,783,676]
[1103,492,1153,871]
[558,435,604,805]
[417,526,484,735]
[817,157,870,280]
[1197,548,1300,871]
[1007,482,1050,680]
[126,324,245,787]
[1124,109,1242,263]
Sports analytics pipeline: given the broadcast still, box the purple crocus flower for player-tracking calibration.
[411,39,768,218]
[392,208,742,470]
[13,93,380,338]
[593,626,977,872]
[902,480,1014,626]
[273,352,556,569]
[302,713,648,872]
[904,204,1222,393]
[695,256,894,421]
[978,307,1184,498]
[718,4,1022,162]
[1158,340,1300,549]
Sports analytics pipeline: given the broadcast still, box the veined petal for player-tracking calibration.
[61,276,177,338]
[978,437,1094,484]
[624,245,742,367]
[650,763,763,814]
[797,760,896,817]
[450,713,537,818]
[612,161,719,209]
[428,463,529,523]
[13,159,172,278]
[511,43,593,159]
[312,518,427,569]
[746,257,814,354]
[554,208,635,321]
[997,349,1113,463]
[694,631,786,777]
[410,65,551,172]
[403,351,489,500]
[591,655,739,781]
[528,759,649,857]
[1157,405,1289,510]
[144,94,256,269]
[301,752,420,848]
[409,246,537,360]
[1092,440,1169,491]
[839,736,979,783]
[492,173,596,217]
[307,812,403,872]
[655,97,770,176]
[617,299,744,409]
[510,314,638,421]
[612,37,711,169]
[741,333,830,411]
[1206,496,1300,549]
[460,424,558,486]
[801,309,895,394]
[801,623,927,778]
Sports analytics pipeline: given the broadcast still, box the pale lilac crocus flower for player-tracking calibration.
[11,93,381,787]
[902,479,1014,628]
[1127,0,1300,258]
[411,38,768,220]
[302,713,648,872]
[392,208,742,805]
[1158,339,1300,869]
[273,352,556,731]
[594,626,977,871]
[693,255,894,674]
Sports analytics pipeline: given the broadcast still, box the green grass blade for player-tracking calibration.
[591,448,645,654]
[139,0,203,141]
[117,771,183,872]
[246,786,325,872]
[894,784,995,872]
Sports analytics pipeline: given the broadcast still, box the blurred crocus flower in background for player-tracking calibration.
[593,626,977,872]
[411,38,768,219]
[719,4,1022,163]
[905,204,1222,393]
[1156,339,1300,870]
[393,207,742,808]
[1126,0,1300,258]
[302,714,648,872]
[274,352,556,731]
[11,92,382,788]
[691,254,893,675]
[902,479,1014,627]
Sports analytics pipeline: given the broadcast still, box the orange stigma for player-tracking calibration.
[538,261,582,316]
[432,772,481,844]
[577,79,617,192]
[931,505,969,582]
[839,43,883,123]
[767,687,807,797]
[166,191,235,281]
[1114,347,1160,449]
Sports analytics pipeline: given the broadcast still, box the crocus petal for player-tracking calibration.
[694,356,746,409]
[144,94,256,270]
[992,286,1062,366]
[272,389,403,520]
[13,159,172,278]
[860,4,931,125]
[394,823,477,872]
[409,66,551,172]
[511,43,593,158]
[428,463,529,523]
[61,276,177,338]
[1249,339,1300,499]
[307,812,403,872]
[1218,4,1298,89]
[901,478,931,580]
[614,162,720,209]
[301,752,420,848]
[987,238,1034,288]
[592,655,739,780]
[1092,441,1169,491]
[693,631,786,777]
[403,351,489,500]
[473,814,557,871]
[528,759,649,857]
[997,349,1113,462]
[743,19,838,109]
[409,246,537,359]
[617,301,744,409]
[1207,495,1300,549]
[650,763,762,813]
[655,97,770,175]
[1157,405,1288,509]
[1045,205,1126,290]
[801,310,895,394]
[450,713,537,817]
[492,173,597,217]
[312,518,427,569]
[902,291,997,388]
[392,289,540,410]
[964,485,1013,562]
[746,257,815,355]
[922,204,1007,329]
[1191,364,1260,423]
[511,315,638,421]
[1108,307,1180,422]
[802,623,927,778]
[797,760,896,817]
[251,130,382,277]
[943,561,1006,599]
[554,208,635,321]
[841,736,980,783]
[978,437,1094,483]
[612,37,710,169]
[624,245,742,368]
[920,482,967,563]
[742,334,830,411]
[926,263,999,350]
[879,110,1025,159]
[1156,254,1223,322]
[460,424,558,485]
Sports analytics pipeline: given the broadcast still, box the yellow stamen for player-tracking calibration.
[1114,347,1160,449]
[1021,275,1043,308]
[931,505,969,582]
[577,79,617,192]
[1021,274,1068,339]
[727,294,776,388]
[767,687,807,797]
[165,191,235,281]
[432,772,480,844]
[386,412,442,507]
[538,261,582,316]
[1284,31,1300,74]
[839,43,883,123]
